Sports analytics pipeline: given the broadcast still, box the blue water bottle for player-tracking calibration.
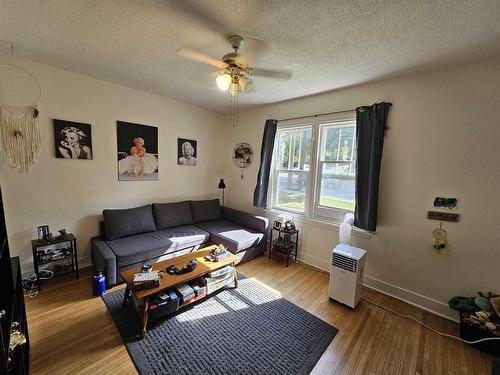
[92,269,106,297]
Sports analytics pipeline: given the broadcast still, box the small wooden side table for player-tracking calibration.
[269,228,299,267]
[31,233,79,290]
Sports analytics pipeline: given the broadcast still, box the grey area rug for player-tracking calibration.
[102,276,338,375]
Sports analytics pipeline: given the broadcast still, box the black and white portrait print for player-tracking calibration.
[117,121,159,181]
[177,138,197,166]
[53,119,93,160]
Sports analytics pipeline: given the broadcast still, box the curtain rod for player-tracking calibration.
[277,107,356,122]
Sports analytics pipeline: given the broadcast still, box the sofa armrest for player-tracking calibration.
[91,237,116,288]
[222,207,269,234]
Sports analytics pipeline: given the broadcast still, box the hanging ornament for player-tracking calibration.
[0,61,42,174]
[432,222,449,255]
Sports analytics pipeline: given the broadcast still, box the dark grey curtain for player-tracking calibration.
[354,102,392,231]
[253,119,278,208]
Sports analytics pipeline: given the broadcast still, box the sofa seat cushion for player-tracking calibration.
[106,225,209,268]
[195,220,264,254]
[156,226,210,251]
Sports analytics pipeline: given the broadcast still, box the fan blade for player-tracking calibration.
[176,47,228,69]
[250,68,292,80]
[236,38,268,66]
[168,0,230,39]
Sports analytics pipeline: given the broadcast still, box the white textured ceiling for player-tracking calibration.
[1,0,500,112]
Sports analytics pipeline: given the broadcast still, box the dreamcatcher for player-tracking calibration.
[232,142,253,179]
[0,61,42,174]
[432,222,449,255]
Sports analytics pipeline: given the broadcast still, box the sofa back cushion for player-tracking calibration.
[103,204,156,240]
[191,199,222,223]
[152,201,193,230]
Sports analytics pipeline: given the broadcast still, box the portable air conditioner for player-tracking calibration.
[329,243,366,308]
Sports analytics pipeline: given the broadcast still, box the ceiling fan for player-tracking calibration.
[177,35,292,96]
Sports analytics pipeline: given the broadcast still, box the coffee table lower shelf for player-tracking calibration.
[122,270,238,338]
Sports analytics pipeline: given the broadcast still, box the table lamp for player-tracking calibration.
[218,178,226,206]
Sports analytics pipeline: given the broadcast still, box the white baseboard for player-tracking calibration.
[21,256,92,280]
[298,252,330,272]
[79,258,92,269]
[363,275,459,322]
[274,246,457,322]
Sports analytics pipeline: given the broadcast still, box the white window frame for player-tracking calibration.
[314,119,357,221]
[270,111,356,223]
[269,123,314,216]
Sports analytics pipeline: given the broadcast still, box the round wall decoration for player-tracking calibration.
[232,142,253,178]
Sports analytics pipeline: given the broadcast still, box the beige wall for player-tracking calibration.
[224,58,500,320]
[2,53,499,321]
[0,55,226,271]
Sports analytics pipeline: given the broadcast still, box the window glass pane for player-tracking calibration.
[276,171,307,212]
[321,161,355,177]
[321,123,356,162]
[277,132,291,169]
[322,127,340,161]
[319,163,355,210]
[317,120,356,213]
[339,127,355,162]
[276,128,311,171]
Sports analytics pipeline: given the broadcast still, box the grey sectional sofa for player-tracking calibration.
[91,199,268,287]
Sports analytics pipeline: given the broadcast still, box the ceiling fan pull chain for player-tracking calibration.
[228,91,233,123]
[230,90,238,127]
[236,92,239,125]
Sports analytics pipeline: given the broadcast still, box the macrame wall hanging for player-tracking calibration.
[0,62,42,174]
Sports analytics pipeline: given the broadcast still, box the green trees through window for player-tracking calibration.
[276,127,311,212]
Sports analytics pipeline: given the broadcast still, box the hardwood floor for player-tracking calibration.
[25,254,492,374]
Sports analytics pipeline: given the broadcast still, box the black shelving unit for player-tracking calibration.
[269,228,299,267]
[31,234,79,291]
[0,189,29,375]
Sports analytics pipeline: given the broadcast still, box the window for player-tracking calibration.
[273,126,312,213]
[315,121,356,220]
[270,113,356,222]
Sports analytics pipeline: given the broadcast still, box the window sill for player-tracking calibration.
[257,208,373,239]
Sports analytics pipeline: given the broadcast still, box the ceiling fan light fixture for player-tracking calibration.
[239,75,252,91]
[216,73,232,91]
[177,34,292,127]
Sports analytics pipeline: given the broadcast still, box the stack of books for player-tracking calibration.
[175,283,195,305]
[203,266,235,294]
[132,271,160,290]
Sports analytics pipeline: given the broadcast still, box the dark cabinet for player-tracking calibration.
[0,189,29,374]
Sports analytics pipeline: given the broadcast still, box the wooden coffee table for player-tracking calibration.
[120,245,239,338]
